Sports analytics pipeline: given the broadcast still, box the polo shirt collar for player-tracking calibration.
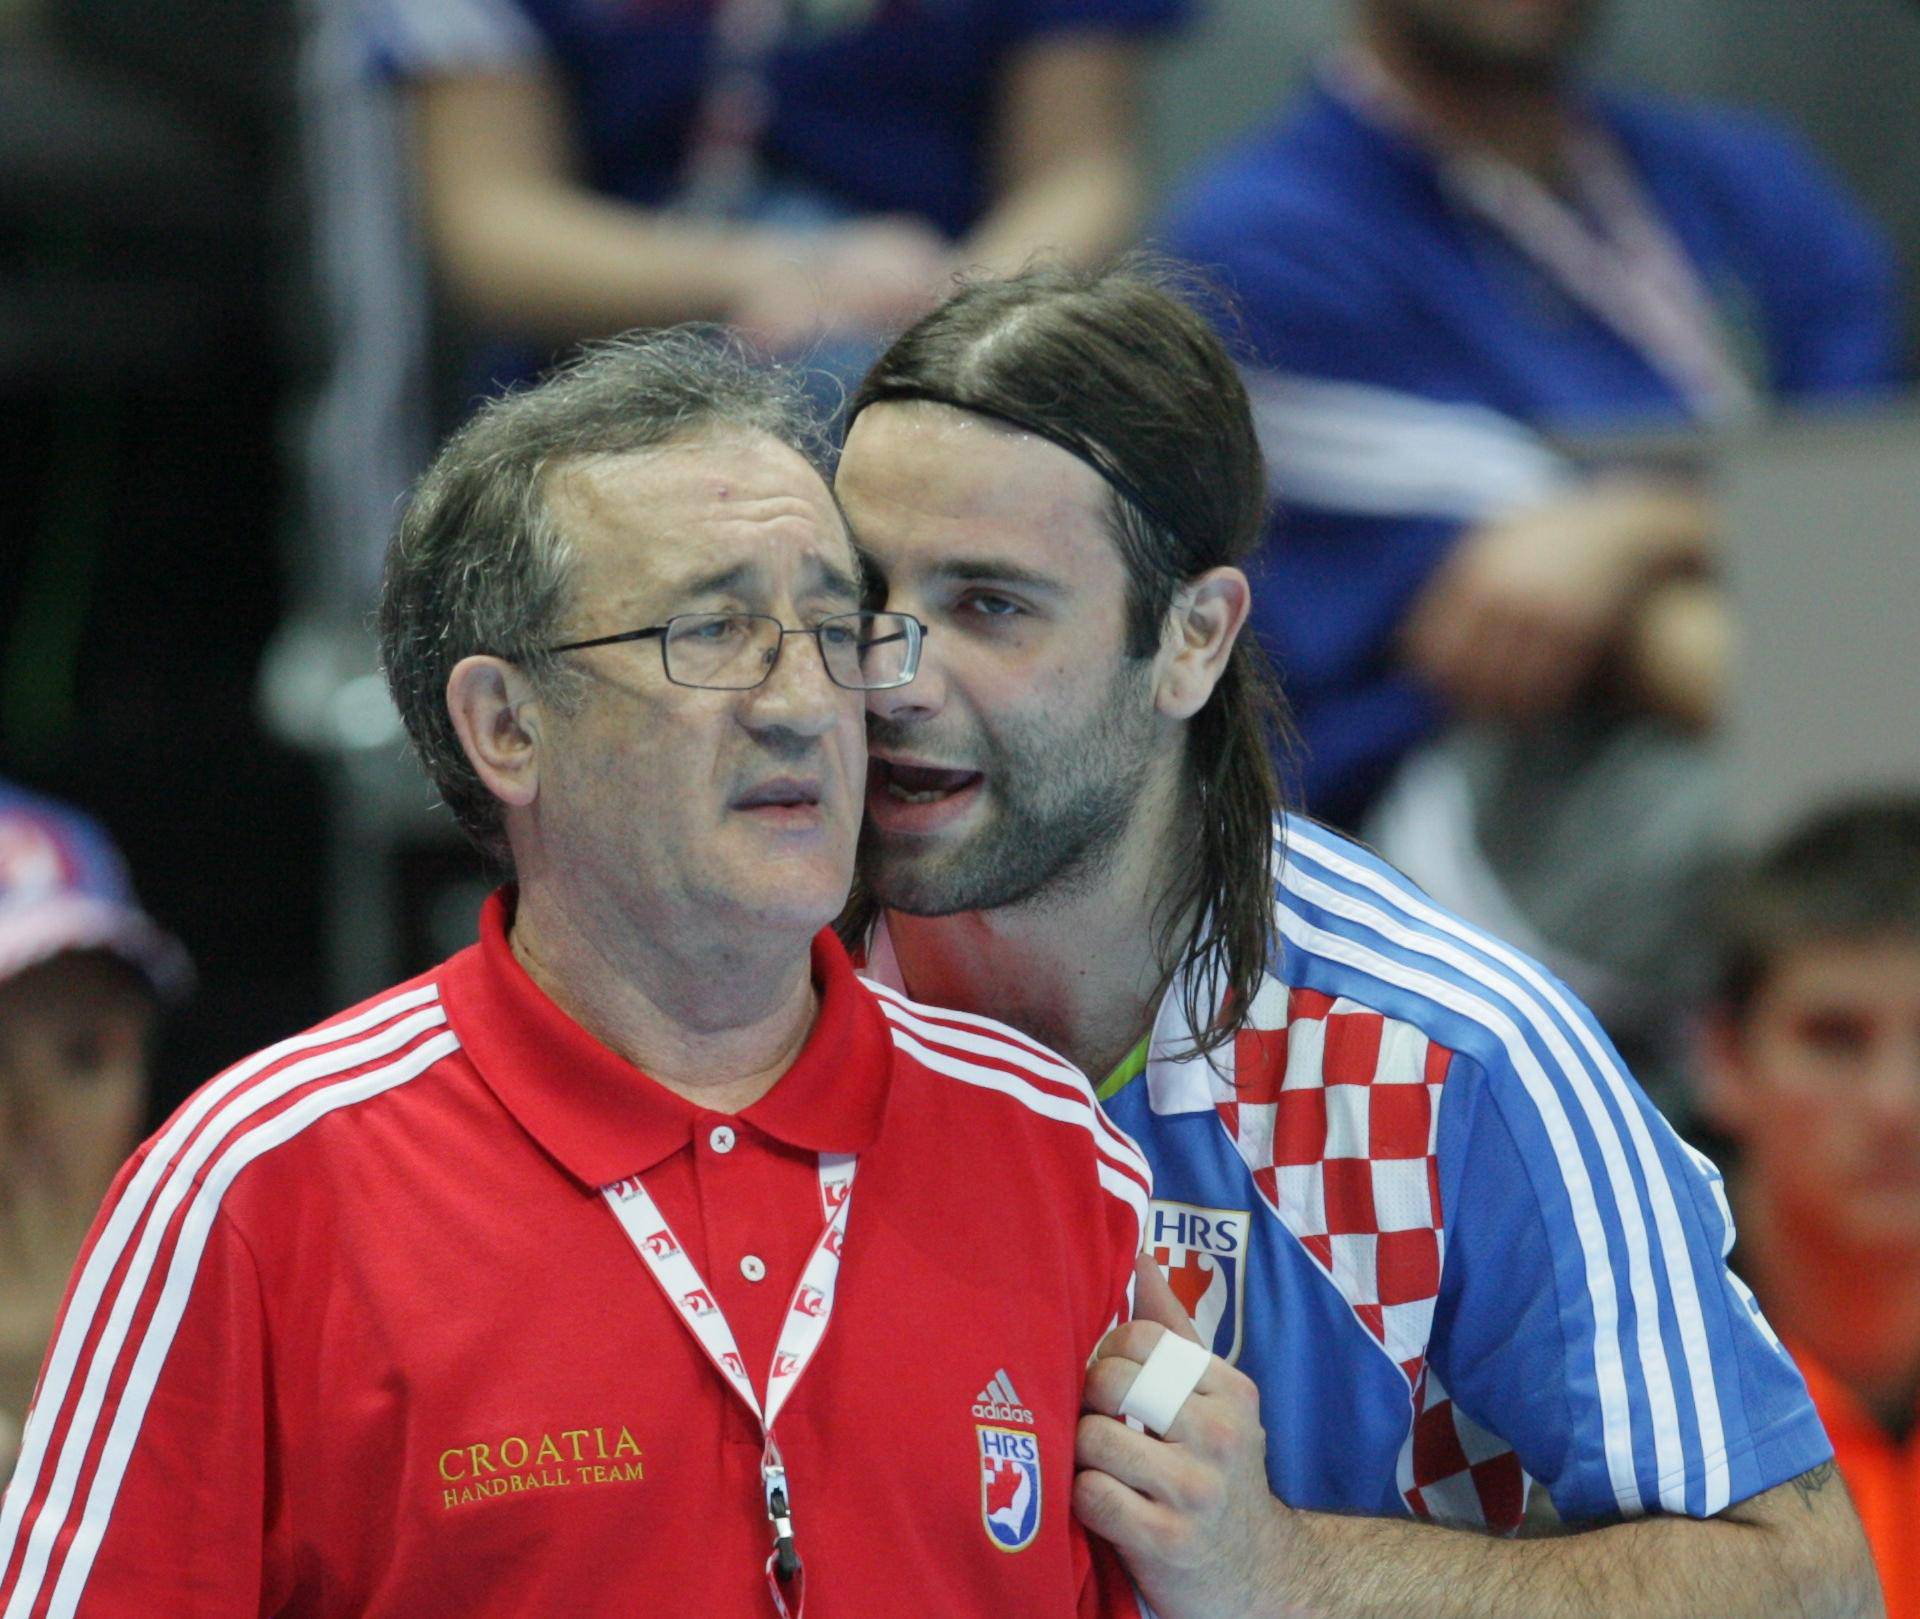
[441,890,893,1189]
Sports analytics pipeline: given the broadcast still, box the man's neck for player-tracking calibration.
[509,884,820,1115]
[1356,23,1574,184]
[883,778,1194,1084]
[1735,1183,1920,1438]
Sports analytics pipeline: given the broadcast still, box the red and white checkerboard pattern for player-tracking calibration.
[1214,980,1450,1385]
[1211,977,1528,1531]
[1397,1363,1529,1533]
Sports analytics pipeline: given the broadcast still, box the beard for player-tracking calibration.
[1380,0,1597,90]
[861,657,1161,917]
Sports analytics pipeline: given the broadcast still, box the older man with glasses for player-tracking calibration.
[0,331,1150,1619]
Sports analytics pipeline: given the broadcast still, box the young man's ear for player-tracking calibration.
[1155,566,1252,721]
[447,655,543,811]
[1691,1005,1756,1142]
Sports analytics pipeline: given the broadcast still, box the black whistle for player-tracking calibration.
[769,1487,801,1583]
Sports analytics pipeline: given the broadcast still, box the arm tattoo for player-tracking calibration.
[1788,1461,1837,1513]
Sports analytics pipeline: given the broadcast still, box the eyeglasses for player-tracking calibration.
[544,610,926,692]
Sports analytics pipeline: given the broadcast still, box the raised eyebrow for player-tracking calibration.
[660,562,755,604]
[660,556,861,607]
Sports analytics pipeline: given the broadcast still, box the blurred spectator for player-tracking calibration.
[1695,797,1920,1619]
[372,0,1180,395]
[0,783,189,1481]
[2,0,328,1135]
[263,0,1179,752]
[1158,0,1903,1102]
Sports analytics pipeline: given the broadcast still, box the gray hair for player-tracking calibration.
[378,327,830,864]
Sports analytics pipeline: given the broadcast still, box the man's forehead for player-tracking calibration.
[844,404,1110,517]
[839,403,1117,573]
[549,435,855,587]
[1762,937,1920,1005]
[550,434,833,525]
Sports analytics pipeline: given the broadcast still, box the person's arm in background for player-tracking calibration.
[1397,103,1909,733]
[1398,479,1721,723]
[407,66,952,349]
[961,33,1147,274]
[1615,572,1730,731]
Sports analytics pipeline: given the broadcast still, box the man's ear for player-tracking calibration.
[1155,566,1251,721]
[447,655,543,812]
[1692,1005,1756,1141]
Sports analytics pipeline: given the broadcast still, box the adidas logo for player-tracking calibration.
[971,1368,1035,1427]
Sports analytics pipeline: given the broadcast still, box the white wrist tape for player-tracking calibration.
[1116,1332,1213,1437]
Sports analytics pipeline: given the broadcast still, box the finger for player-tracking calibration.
[1089,1317,1173,1370]
[1117,1332,1214,1436]
[1077,1412,1229,1519]
[1072,1464,1189,1560]
[1133,1251,1205,1343]
[1076,1412,1186,1497]
[1089,1357,1246,1469]
[1085,1350,1155,1417]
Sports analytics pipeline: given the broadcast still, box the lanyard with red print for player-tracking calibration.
[601,1153,856,1618]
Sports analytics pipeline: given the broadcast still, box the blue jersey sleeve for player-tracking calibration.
[1429,1044,1832,1521]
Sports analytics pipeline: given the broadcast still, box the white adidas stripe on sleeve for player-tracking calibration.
[866,982,1151,1191]
[45,1032,459,1619]
[882,1023,1151,1236]
[1282,820,1727,1516]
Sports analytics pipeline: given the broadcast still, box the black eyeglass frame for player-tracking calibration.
[542,610,927,692]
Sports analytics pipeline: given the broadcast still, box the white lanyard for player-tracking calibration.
[1444,132,1757,421]
[602,1151,857,1616]
[1329,55,1757,422]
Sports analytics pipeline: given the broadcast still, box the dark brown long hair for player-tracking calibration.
[846,257,1299,1056]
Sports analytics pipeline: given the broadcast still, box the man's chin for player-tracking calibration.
[859,858,976,920]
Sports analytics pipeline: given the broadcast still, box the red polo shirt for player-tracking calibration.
[1,894,1149,1617]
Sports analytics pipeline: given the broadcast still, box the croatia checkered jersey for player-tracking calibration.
[873,816,1833,1530]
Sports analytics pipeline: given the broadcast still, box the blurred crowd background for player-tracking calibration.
[2,0,1918,1592]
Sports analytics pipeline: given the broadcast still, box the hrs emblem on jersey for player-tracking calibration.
[973,1370,1041,1552]
[1148,1200,1253,1364]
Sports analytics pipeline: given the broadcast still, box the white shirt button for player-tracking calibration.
[709,1125,737,1154]
[740,1254,767,1282]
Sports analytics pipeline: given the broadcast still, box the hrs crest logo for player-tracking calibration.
[1148,1200,1252,1365]
[973,1370,1041,1552]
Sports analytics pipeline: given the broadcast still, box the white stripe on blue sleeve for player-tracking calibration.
[1278,817,1731,1516]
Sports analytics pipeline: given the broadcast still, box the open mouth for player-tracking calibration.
[872,759,983,805]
